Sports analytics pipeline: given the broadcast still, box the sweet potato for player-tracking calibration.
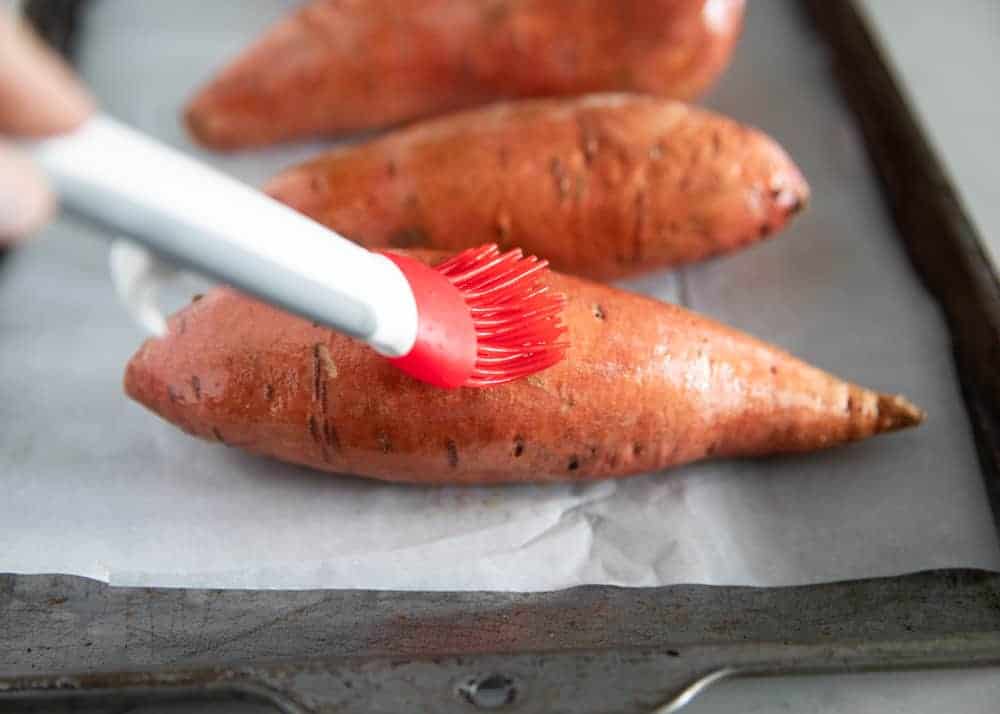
[266,94,808,281]
[185,0,746,148]
[124,251,923,486]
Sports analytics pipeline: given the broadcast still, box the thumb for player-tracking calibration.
[0,11,93,136]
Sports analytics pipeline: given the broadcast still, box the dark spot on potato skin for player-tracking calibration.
[446,439,459,468]
[772,188,805,215]
[550,157,571,199]
[582,135,598,164]
[483,2,511,25]
[494,211,513,244]
[513,436,525,457]
[759,223,771,238]
[633,443,644,457]
[190,375,201,400]
[389,226,429,249]
[265,384,275,401]
[568,456,580,471]
[312,345,323,401]
[323,420,340,450]
[191,293,203,302]
[377,432,392,454]
[846,396,854,413]
[308,415,321,444]
[167,385,181,404]
[770,365,778,376]
[592,304,606,320]
[312,343,330,413]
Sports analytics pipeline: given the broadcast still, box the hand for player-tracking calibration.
[0,10,93,244]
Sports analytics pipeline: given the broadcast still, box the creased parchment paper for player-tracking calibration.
[1,0,997,589]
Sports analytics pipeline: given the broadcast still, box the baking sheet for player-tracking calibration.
[2,0,998,590]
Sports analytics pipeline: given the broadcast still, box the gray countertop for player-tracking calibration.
[858,0,999,267]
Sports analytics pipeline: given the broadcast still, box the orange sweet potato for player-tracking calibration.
[266,95,808,281]
[125,251,923,486]
[185,0,746,148]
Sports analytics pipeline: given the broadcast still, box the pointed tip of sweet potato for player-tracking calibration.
[876,393,926,433]
[184,94,238,150]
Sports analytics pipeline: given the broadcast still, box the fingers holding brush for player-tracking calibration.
[0,10,92,243]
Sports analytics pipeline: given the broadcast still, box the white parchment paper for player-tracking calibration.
[1,0,997,590]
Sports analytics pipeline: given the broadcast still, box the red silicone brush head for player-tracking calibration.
[383,245,567,388]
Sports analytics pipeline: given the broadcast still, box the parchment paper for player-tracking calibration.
[1,0,997,590]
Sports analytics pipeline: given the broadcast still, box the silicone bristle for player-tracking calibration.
[435,245,568,386]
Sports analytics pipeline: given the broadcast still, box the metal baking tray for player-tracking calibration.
[2,0,999,711]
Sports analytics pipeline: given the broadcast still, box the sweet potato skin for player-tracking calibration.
[266,95,808,281]
[124,252,922,486]
[185,0,745,148]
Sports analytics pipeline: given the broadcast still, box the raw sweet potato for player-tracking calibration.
[266,94,808,281]
[185,0,746,148]
[124,251,923,486]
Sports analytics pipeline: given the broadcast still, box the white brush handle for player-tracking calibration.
[28,114,418,357]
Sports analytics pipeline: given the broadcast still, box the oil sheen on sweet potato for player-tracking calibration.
[266,95,809,281]
[125,252,923,486]
[186,0,745,148]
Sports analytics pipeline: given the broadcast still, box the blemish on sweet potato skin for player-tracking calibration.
[389,226,428,249]
[315,343,338,378]
[323,420,340,450]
